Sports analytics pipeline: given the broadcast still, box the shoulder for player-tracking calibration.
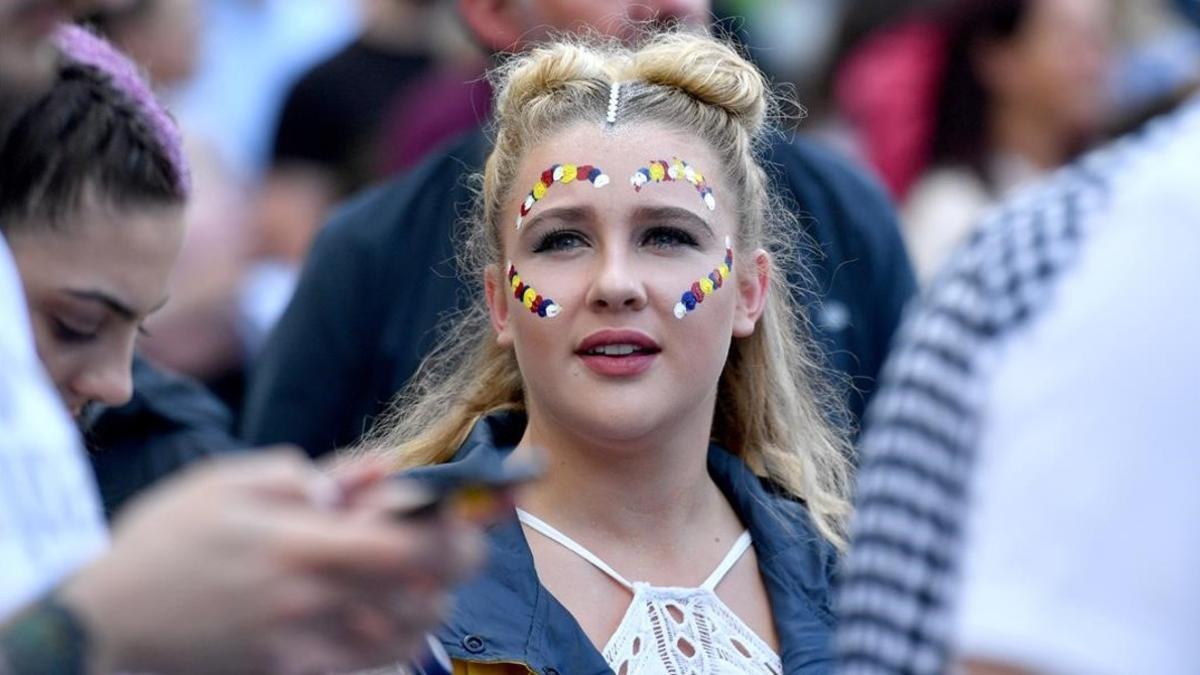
[316,129,486,256]
[763,135,910,283]
[764,135,896,223]
[708,448,839,620]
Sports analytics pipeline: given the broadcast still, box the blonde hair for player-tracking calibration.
[365,31,853,548]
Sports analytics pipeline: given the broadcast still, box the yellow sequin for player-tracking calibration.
[561,164,578,183]
[532,182,547,200]
[699,278,714,295]
[523,288,536,309]
[718,263,730,280]
[648,163,666,182]
[510,274,521,290]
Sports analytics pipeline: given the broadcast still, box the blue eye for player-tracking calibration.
[532,228,589,253]
[642,226,699,250]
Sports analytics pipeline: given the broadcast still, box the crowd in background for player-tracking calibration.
[2,0,1199,672]
[77,0,1197,423]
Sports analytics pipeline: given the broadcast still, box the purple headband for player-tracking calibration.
[53,24,191,198]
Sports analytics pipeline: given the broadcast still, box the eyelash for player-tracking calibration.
[530,226,700,253]
[531,227,588,253]
[53,320,96,344]
[641,226,700,250]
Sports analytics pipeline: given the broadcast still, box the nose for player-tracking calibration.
[71,350,134,410]
[585,249,648,312]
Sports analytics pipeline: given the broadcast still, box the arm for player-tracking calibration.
[3,452,482,675]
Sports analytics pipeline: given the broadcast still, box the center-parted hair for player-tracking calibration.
[367,31,853,547]
[0,25,188,233]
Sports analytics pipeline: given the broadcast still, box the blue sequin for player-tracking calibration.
[682,292,697,311]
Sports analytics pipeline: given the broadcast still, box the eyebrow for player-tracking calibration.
[633,205,715,240]
[65,289,169,321]
[519,205,595,235]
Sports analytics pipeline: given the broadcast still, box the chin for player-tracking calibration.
[540,396,694,448]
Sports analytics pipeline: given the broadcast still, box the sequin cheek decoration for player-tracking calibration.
[507,262,561,319]
[673,237,734,320]
[515,163,610,229]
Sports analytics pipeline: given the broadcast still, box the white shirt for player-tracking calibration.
[0,236,107,618]
[957,105,1200,674]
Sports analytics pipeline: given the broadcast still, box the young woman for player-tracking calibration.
[368,31,854,674]
[0,24,189,419]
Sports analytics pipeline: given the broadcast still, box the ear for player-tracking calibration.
[484,263,515,347]
[732,249,769,338]
[457,0,528,52]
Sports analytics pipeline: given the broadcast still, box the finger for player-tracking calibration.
[320,453,395,498]
[273,513,466,583]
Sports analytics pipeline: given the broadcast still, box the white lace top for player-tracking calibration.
[517,509,783,675]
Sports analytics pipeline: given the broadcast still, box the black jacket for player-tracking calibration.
[87,355,242,519]
[243,130,915,457]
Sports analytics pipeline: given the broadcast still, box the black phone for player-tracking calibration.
[390,453,543,523]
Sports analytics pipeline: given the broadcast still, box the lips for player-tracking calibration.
[576,329,661,377]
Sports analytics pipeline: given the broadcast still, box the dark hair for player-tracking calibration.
[0,58,186,233]
[929,0,1029,177]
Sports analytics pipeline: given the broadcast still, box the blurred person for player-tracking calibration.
[0,20,482,672]
[367,31,852,672]
[83,0,253,408]
[246,0,448,354]
[836,2,1200,672]
[169,0,361,180]
[243,0,917,458]
[837,0,1113,283]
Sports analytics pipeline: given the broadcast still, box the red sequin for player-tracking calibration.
[540,169,554,186]
[691,282,704,302]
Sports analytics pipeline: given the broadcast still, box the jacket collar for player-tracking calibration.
[403,412,838,674]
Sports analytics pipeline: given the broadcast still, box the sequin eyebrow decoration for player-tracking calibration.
[673,236,733,320]
[630,157,716,211]
[507,262,562,319]
[516,163,610,229]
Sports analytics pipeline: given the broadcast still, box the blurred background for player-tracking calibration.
[79,0,1200,420]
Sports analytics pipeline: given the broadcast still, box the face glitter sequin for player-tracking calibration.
[606,81,621,125]
[507,262,561,318]
[630,157,715,211]
[515,163,610,229]
[673,237,733,319]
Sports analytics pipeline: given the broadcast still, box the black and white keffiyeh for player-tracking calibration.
[836,99,1200,674]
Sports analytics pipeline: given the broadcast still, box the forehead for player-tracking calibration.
[514,122,728,211]
[8,199,183,310]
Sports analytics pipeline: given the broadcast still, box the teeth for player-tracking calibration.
[589,344,640,356]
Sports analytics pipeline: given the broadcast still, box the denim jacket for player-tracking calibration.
[403,413,840,675]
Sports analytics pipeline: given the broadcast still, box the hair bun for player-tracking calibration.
[628,32,768,135]
[493,41,615,122]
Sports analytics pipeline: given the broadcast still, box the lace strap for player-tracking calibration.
[516,508,633,589]
[700,530,753,591]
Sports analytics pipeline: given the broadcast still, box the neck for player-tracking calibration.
[989,103,1071,172]
[514,403,726,550]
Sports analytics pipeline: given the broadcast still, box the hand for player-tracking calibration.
[59,449,483,674]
